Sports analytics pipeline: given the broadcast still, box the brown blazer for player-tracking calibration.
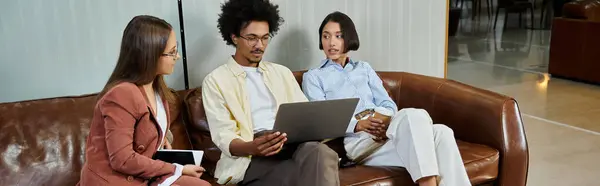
[78,82,175,186]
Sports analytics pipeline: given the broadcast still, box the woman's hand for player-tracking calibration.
[355,117,388,142]
[182,165,205,177]
[163,141,172,149]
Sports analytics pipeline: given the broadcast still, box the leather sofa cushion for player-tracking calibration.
[336,140,498,186]
[458,140,499,185]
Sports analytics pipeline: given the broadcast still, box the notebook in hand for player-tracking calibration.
[152,149,204,166]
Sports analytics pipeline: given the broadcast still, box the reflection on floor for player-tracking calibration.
[447,10,600,186]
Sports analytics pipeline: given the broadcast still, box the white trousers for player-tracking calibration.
[344,108,471,186]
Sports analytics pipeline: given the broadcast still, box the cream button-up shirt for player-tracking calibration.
[201,57,308,184]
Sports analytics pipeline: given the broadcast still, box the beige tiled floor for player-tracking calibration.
[524,116,600,186]
[448,15,600,185]
[489,78,600,133]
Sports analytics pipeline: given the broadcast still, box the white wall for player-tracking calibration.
[183,0,447,88]
[0,0,185,103]
[0,0,447,103]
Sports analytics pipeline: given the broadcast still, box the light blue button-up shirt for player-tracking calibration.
[302,58,398,134]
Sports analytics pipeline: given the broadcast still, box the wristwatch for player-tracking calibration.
[354,109,375,120]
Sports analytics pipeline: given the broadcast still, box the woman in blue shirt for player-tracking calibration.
[302,12,470,186]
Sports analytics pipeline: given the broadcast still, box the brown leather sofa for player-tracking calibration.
[549,0,600,84]
[0,72,529,186]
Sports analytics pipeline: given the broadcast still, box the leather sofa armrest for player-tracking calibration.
[379,72,529,186]
[431,81,528,186]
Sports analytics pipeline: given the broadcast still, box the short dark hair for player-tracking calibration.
[217,0,284,46]
[318,11,360,52]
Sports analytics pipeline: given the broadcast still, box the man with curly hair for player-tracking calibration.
[201,0,340,185]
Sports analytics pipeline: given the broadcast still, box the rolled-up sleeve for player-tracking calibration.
[202,75,241,157]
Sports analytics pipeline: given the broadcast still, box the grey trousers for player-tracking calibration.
[239,142,340,186]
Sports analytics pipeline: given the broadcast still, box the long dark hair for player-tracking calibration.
[98,15,175,103]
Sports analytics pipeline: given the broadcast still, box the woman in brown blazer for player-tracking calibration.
[77,15,210,186]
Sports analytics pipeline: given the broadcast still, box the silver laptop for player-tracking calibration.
[272,98,359,144]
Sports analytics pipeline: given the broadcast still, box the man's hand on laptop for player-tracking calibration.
[229,132,287,157]
[249,131,287,156]
[355,117,388,142]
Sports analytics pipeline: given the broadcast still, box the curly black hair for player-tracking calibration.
[217,0,284,46]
